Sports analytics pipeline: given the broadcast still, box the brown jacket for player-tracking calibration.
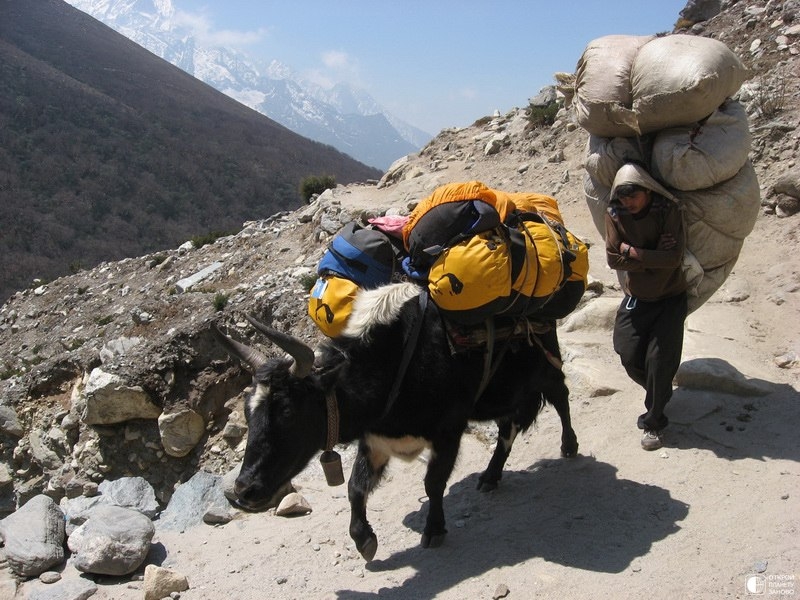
[605,164,687,301]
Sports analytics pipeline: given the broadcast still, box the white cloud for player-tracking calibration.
[302,49,362,90]
[322,50,351,70]
[457,87,478,100]
[173,9,267,48]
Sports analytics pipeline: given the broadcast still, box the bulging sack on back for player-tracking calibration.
[308,221,403,337]
[630,34,750,134]
[427,229,517,321]
[400,182,589,324]
[317,221,399,288]
[509,211,589,320]
[506,191,589,289]
[573,34,655,138]
[308,275,361,338]
[402,181,516,272]
[651,99,751,191]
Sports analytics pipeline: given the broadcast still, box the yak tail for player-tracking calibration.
[343,282,422,340]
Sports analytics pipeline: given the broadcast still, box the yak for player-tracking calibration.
[215,281,578,561]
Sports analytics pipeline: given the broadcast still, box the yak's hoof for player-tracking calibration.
[476,479,499,492]
[421,531,446,549]
[561,445,579,458]
[356,534,378,562]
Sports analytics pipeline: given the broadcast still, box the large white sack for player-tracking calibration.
[678,160,759,312]
[630,34,750,134]
[679,159,761,241]
[585,134,652,189]
[583,171,611,237]
[687,257,739,313]
[573,35,654,138]
[684,220,745,270]
[651,100,752,191]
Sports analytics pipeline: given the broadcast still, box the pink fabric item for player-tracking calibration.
[368,216,409,239]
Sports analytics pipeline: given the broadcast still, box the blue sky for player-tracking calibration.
[172,1,688,136]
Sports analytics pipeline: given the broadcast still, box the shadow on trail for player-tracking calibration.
[667,360,799,462]
[335,455,689,600]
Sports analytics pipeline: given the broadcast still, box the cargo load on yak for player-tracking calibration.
[401,181,589,325]
[567,33,757,312]
[307,182,589,338]
[308,221,404,338]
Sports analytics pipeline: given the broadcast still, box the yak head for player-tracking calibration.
[214,316,332,511]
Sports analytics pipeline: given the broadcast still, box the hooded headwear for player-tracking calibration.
[610,163,676,203]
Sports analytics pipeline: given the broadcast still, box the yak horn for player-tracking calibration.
[211,324,268,370]
[245,314,315,379]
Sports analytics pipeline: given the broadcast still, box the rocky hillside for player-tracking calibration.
[0,0,382,304]
[0,1,799,597]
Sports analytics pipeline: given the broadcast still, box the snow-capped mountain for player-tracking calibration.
[64,0,431,170]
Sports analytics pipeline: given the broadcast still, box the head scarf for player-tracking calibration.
[610,163,676,203]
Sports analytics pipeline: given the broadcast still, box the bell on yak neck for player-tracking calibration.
[320,450,344,486]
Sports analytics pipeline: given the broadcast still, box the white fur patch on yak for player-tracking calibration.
[342,282,421,340]
[247,383,269,414]
[365,433,432,464]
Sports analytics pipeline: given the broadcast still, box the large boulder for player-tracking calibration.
[0,495,65,577]
[68,505,154,576]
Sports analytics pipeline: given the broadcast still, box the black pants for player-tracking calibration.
[612,292,687,431]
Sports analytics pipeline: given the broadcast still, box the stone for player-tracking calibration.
[98,477,160,518]
[156,471,228,532]
[0,405,23,437]
[675,358,773,396]
[81,368,161,425]
[68,504,154,576]
[174,261,224,293]
[275,492,312,517]
[27,578,98,600]
[143,565,189,600]
[0,495,65,577]
[158,408,205,457]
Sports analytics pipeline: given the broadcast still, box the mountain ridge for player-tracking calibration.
[64,0,431,169]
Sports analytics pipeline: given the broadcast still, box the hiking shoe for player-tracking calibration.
[641,430,662,451]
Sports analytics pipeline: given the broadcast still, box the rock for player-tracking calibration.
[561,296,619,332]
[484,133,508,156]
[38,571,61,584]
[202,506,233,524]
[98,476,160,518]
[158,408,205,457]
[60,494,106,535]
[174,261,224,293]
[68,504,154,576]
[27,577,98,600]
[675,358,773,396]
[529,85,557,107]
[776,194,800,217]
[0,495,65,577]
[80,368,161,425]
[275,492,312,517]
[0,405,24,437]
[28,429,63,471]
[493,583,511,599]
[680,0,722,23]
[156,471,228,532]
[99,336,143,364]
[143,565,189,600]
